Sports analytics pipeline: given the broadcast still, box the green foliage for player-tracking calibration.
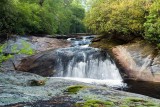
[0,0,17,36]
[0,0,86,37]
[0,40,34,64]
[144,0,160,47]
[0,44,13,64]
[11,40,35,55]
[84,0,160,47]
[69,5,86,33]
[0,54,13,64]
[20,41,35,55]
[84,0,151,37]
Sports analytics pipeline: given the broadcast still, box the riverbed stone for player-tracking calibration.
[91,36,160,82]
[31,36,71,52]
[112,40,160,82]
[0,35,71,72]
[15,49,57,76]
[0,71,159,106]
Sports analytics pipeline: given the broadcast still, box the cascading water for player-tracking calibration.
[54,36,124,87]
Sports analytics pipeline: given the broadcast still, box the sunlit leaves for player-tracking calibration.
[84,0,151,37]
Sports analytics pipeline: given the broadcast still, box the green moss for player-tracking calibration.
[11,40,35,55]
[125,97,148,103]
[76,100,115,107]
[120,105,129,107]
[75,97,160,107]
[0,54,13,64]
[123,97,159,107]
[0,44,13,64]
[143,102,159,107]
[65,85,86,94]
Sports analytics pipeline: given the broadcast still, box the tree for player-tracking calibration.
[0,0,86,37]
[144,0,160,47]
[84,0,151,38]
[0,0,17,37]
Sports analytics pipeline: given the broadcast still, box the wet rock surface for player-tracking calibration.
[15,49,57,76]
[1,36,70,54]
[91,36,160,82]
[0,71,160,106]
[31,36,71,52]
[0,36,71,72]
[0,35,160,107]
[112,40,160,82]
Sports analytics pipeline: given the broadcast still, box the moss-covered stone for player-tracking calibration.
[65,85,86,94]
[120,105,129,107]
[75,100,115,107]
[123,97,159,107]
[75,97,160,107]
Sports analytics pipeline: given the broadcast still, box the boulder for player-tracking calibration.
[0,36,71,72]
[15,49,57,77]
[31,36,70,52]
[112,40,160,82]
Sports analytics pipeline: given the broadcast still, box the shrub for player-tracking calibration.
[84,0,151,38]
[144,0,160,47]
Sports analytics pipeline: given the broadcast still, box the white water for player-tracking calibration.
[54,77,124,87]
[54,36,124,87]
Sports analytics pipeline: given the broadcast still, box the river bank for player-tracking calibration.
[91,35,160,82]
[1,35,160,106]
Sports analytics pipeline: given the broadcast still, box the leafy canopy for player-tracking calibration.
[0,0,86,37]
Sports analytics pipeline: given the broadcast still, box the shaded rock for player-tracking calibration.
[112,40,160,82]
[1,54,28,72]
[0,36,71,72]
[90,36,126,51]
[15,49,57,77]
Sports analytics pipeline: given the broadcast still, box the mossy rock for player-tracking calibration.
[65,85,86,94]
[123,97,159,107]
[75,100,115,107]
[75,98,160,107]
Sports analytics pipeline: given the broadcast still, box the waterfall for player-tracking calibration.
[53,36,124,87]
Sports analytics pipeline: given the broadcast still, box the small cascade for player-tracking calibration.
[54,36,124,87]
[54,47,122,81]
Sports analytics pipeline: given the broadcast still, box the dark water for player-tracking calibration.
[118,80,160,99]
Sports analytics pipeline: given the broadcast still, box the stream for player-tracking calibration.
[1,36,160,106]
[52,35,160,99]
[53,36,124,87]
[3,35,160,99]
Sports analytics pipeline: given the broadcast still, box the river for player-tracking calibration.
[52,35,125,87]
[52,35,160,99]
